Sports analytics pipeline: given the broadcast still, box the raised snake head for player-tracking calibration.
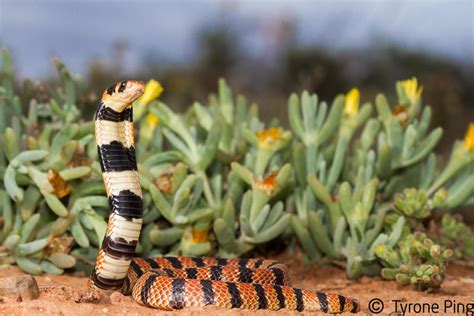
[101,80,145,112]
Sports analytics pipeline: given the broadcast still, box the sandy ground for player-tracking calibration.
[0,256,472,316]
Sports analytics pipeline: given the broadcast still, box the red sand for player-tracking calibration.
[0,257,472,315]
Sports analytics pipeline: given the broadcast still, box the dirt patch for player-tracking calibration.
[0,257,472,316]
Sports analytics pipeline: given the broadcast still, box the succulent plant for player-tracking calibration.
[375,232,453,292]
[288,78,472,282]
[0,51,85,274]
[394,188,447,219]
[436,214,474,259]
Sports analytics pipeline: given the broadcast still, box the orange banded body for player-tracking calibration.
[126,257,358,313]
[91,80,360,313]
[132,273,358,313]
[123,257,290,294]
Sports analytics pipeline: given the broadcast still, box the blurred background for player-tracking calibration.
[0,0,473,150]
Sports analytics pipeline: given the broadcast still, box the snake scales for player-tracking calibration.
[89,80,360,313]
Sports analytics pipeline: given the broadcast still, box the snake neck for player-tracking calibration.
[91,99,143,291]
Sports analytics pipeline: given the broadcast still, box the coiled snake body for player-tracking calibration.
[90,80,360,313]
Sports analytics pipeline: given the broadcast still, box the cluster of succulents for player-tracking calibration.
[436,214,474,259]
[287,81,473,281]
[375,232,453,292]
[1,48,473,291]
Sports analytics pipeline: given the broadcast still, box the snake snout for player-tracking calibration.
[127,80,145,91]
[126,80,145,99]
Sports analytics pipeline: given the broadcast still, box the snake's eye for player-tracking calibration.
[118,80,128,93]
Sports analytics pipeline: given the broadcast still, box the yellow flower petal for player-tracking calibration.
[139,79,163,105]
[464,123,474,151]
[48,169,71,198]
[254,172,278,196]
[256,127,283,148]
[401,77,423,105]
[192,226,209,243]
[146,113,160,128]
[154,173,172,193]
[344,88,360,116]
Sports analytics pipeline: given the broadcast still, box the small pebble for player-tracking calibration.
[109,291,125,303]
[77,288,110,304]
[102,308,108,313]
[99,292,111,304]
[0,276,39,301]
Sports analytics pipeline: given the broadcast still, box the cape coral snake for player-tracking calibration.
[88,80,360,313]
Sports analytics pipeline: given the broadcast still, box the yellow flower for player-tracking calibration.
[256,128,283,148]
[192,226,209,243]
[48,169,71,198]
[253,171,277,196]
[146,113,160,128]
[344,88,359,116]
[46,235,74,255]
[154,172,172,193]
[138,79,163,105]
[464,123,474,151]
[401,77,423,105]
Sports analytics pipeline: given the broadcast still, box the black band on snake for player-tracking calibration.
[89,80,360,313]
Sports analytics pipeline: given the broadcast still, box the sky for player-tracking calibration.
[0,0,473,78]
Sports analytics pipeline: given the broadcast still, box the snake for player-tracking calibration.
[89,80,360,313]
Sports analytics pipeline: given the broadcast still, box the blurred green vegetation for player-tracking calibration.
[52,25,473,157]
